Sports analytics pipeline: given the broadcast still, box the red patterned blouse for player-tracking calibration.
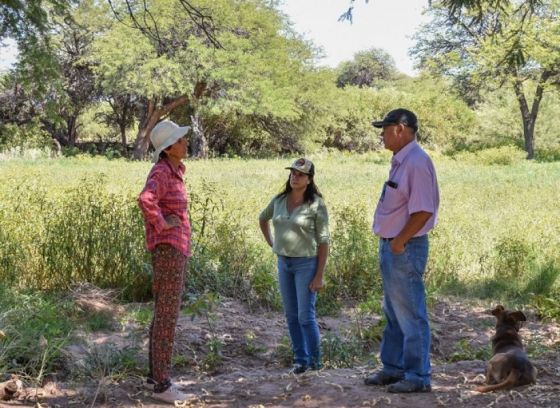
[138,159,192,257]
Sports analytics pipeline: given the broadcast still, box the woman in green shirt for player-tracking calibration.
[259,158,330,374]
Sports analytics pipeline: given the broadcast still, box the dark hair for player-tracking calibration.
[277,173,323,204]
[158,141,178,161]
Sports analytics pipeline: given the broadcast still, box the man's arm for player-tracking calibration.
[390,211,432,254]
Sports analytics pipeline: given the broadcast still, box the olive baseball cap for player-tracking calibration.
[285,158,315,175]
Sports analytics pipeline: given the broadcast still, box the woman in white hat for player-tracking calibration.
[258,158,330,374]
[138,120,194,403]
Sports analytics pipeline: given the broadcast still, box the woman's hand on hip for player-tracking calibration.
[309,276,324,292]
[164,214,181,229]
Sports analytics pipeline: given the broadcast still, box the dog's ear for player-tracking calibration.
[491,305,505,316]
[510,311,526,322]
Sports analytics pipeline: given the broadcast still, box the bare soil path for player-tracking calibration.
[2,297,559,407]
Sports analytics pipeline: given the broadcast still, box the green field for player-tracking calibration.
[1,149,559,309]
[1,149,560,383]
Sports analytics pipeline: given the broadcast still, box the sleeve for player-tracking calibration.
[138,170,168,233]
[314,198,330,245]
[408,160,438,215]
[258,197,275,222]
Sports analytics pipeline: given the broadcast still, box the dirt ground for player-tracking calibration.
[2,297,560,408]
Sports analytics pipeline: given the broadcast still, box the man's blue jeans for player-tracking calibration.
[277,255,321,368]
[378,235,431,386]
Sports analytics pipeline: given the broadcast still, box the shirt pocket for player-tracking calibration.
[380,185,407,213]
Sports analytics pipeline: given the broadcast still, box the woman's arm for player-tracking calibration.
[309,243,328,292]
[258,198,275,247]
[259,219,273,248]
[138,171,181,231]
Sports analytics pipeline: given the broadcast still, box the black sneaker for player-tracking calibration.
[364,371,401,386]
[289,363,308,374]
[387,379,431,393]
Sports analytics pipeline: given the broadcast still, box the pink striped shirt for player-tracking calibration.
[138,159,192,257]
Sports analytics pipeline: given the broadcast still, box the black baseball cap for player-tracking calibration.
[372,108,418,132]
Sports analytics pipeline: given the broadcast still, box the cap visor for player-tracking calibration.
[285,166,310,174]
[372,120,385,128]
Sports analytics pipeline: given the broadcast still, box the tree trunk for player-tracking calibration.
[512,72,549,160]
[51,138,62,155]
[522,119,535,159]
[67,116,78,147]
[190,111,208,159]
[132,110,160,160]
[132,96,189,160]
[120,122,127,148]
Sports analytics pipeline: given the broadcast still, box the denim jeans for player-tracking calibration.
[277,255,321,368]
[378,235,431,386]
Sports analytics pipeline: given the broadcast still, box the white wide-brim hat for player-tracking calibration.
[150,120,191,163]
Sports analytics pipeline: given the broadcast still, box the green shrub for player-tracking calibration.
[0,176,150,300]
[0,154,559,321]
[530,294,560,322]
[0,121,52,152]
[62,146,82,157]
[326,204,380,300]
[452,145,526,165]
[77,344,141,381]
[321,332,364,368]
[249,260,281,311]
[535,147,560,163]
[493,238,537,281]
[0,289,76,381]
[273,335,294,367]
[447,339,491,362]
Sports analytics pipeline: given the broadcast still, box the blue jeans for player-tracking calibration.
[277,256,321,368]
[378,235,431,386]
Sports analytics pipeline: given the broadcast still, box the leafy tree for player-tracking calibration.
[8,0,106,146]
[94,0,315,159]
[1,0,70,43]
[336,48,397,88]
[340,0,543,23]
[96,93,138,147]
[0,73,53,151]
[340,0,544,70]
[0,73,35,125]
[470,86,560,152]
[412,0,560,159]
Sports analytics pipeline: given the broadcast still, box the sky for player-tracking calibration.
[0,39,18,72]
[0,0,429,75]
[279,0,430,76]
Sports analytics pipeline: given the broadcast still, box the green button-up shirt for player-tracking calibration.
[259,194,330,257]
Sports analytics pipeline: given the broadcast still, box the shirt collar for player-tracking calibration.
[161,158,185,179]
[392,140,419,166]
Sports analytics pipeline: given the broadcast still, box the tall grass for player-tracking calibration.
[0,150,559,307]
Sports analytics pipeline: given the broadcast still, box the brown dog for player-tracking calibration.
[475,305,537,393]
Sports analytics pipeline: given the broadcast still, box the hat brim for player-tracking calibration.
[152,126,191,163]
[372,120,392,128]
[372,120,418,132]
[285,166,311,175]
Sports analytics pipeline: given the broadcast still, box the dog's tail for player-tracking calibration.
[474,370,519,393]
